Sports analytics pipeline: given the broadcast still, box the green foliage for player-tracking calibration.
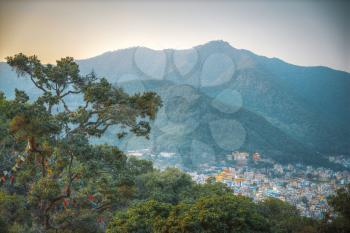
[0,191,29,231]
[107,200,172,233]
[258,198,318,233]
[135,168,193,204]
[108,195,270,233]
[327,184,350,220]
[320,184,350,233]
[28,177,61,205]
[186,182,232,201]
[0,53,162,232]
[168,194,270,233]
[0,217,8,233]
[135,169,231,205]
[126,156,153,176]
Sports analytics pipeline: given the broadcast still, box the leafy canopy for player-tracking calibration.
[0,53,161,232]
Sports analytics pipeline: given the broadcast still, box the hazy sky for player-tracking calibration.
[0,0,349,72]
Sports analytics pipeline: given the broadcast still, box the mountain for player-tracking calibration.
[1,40,349,169]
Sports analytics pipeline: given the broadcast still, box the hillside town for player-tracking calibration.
[187,152,350,219]
[125,149,350,219]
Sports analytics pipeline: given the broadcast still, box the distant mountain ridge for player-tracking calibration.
[1,40,349,169]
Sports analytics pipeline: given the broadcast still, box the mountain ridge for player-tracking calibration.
[78,40,350,74]
[1,40,349,169]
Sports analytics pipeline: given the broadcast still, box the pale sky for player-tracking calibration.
[0,0,349,72]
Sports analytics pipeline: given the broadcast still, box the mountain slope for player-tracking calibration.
[78,41,349,156]
[1,40,349,169]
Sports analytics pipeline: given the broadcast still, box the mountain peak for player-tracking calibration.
[199,40,233,49]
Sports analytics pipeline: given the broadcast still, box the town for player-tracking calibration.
[188,152,350,219]
[127,149,350,219]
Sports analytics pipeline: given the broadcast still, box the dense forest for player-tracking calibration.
[0,54,349,233]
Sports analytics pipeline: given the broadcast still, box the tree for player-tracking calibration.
[0,53,162,232]
[168,194,270,233]
[108,194,270,233]
[0,191,30,232]
[327,184,350,220]
[107,200,172,233]
[320,184,350,233]
[135,168,193,204]
[258,198,318,233]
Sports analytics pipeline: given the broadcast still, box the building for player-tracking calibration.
[231,151,249,165]
[252,152,261,161]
